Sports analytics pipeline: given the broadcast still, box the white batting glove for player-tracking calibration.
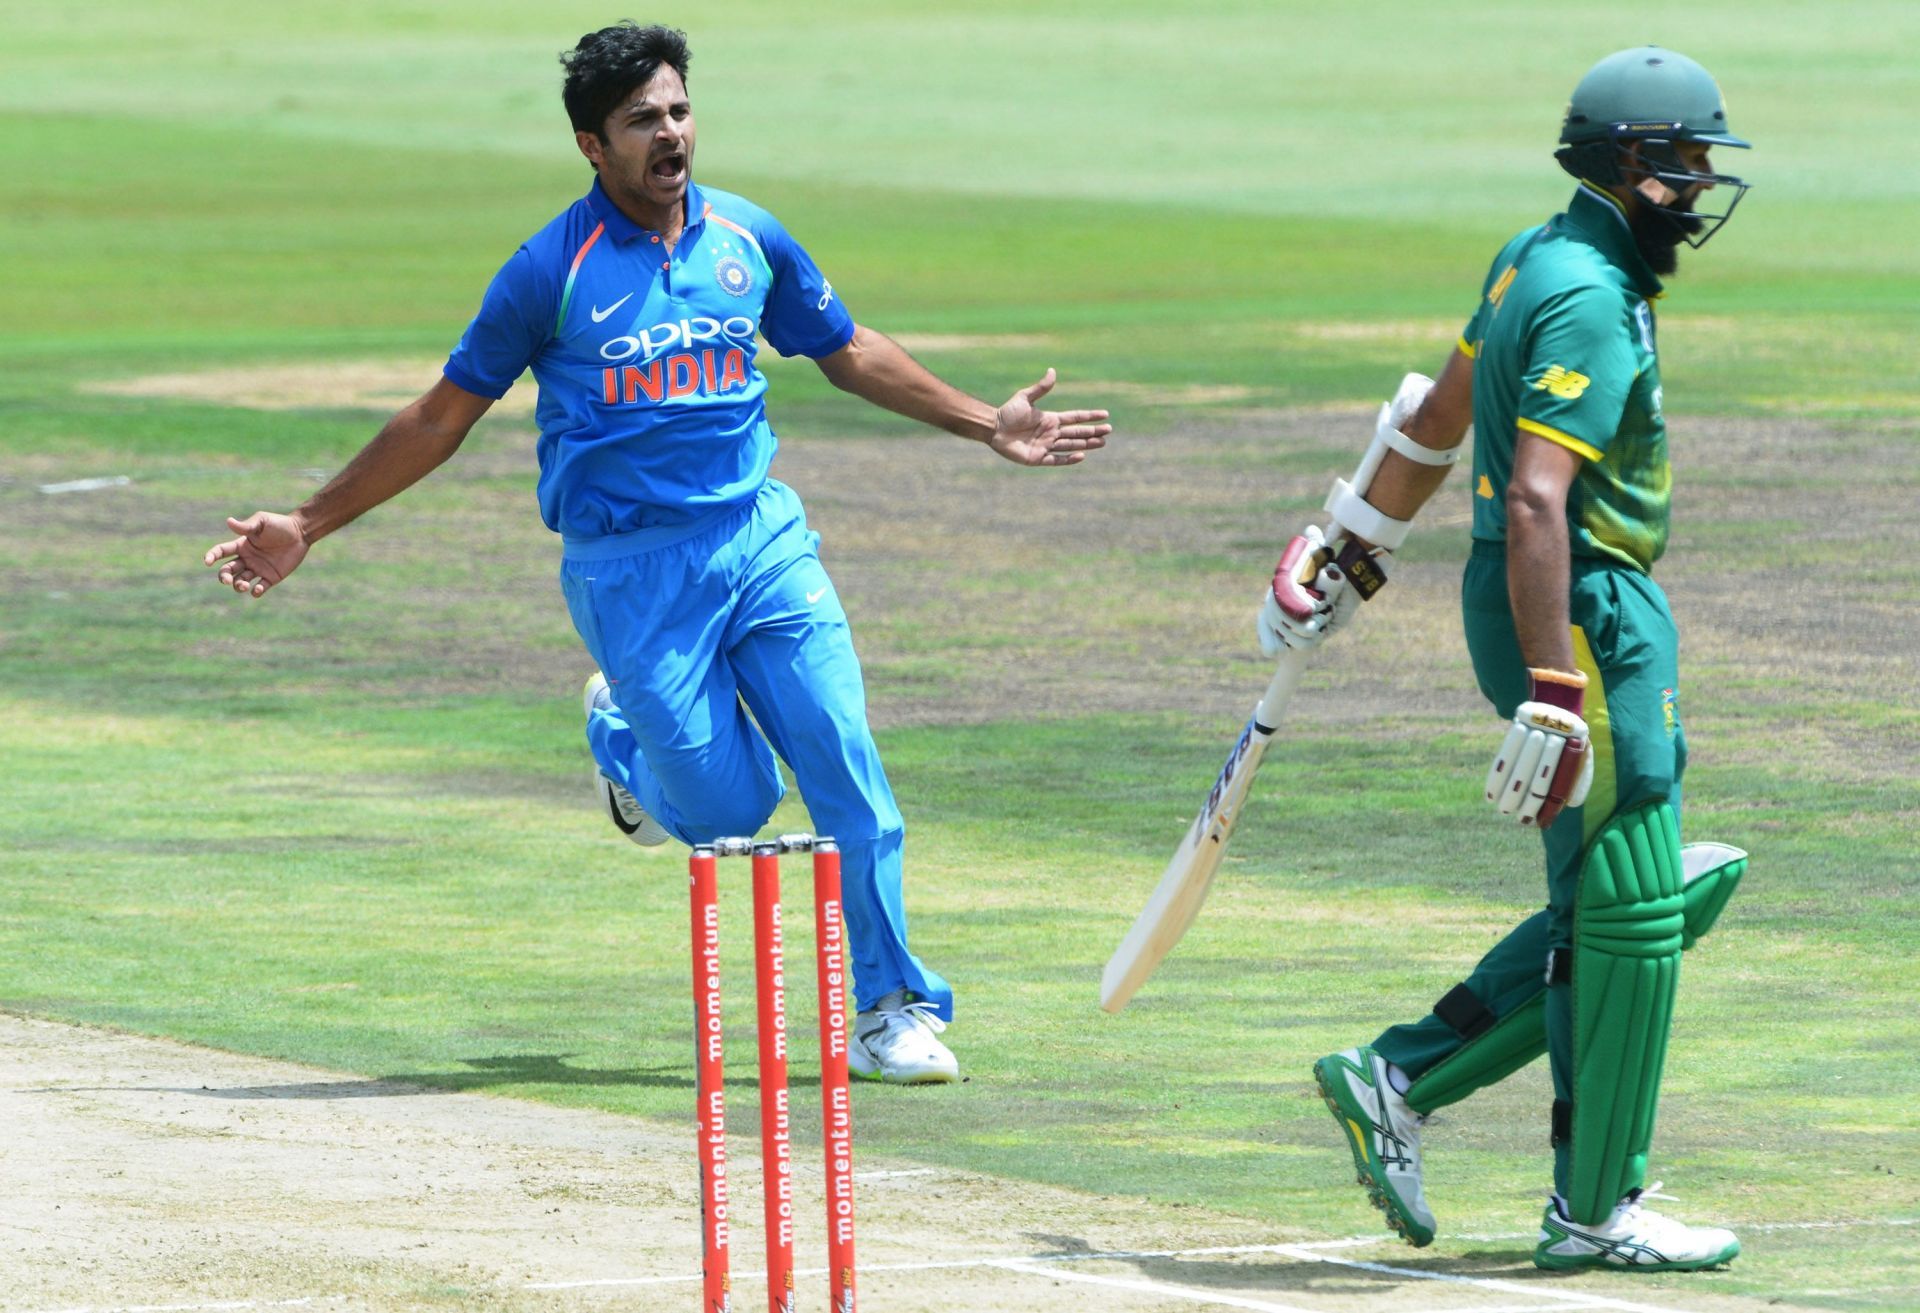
[1485,668,1596,828]
[1256,525,1387,657]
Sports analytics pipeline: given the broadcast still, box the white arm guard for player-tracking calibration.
[1322,372,1459,552]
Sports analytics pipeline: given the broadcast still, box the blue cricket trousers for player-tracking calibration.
[559,479,951,1019]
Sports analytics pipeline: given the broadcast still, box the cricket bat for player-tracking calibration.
[1099,648,1310,1013]
[1101,377,1431,1012]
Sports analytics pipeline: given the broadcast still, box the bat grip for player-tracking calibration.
[1253,648,1310,732]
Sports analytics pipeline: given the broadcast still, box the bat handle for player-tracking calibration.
[1253,648,1311,732]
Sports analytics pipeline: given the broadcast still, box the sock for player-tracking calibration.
[1386,1061,1413,1096]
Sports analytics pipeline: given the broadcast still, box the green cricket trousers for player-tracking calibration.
[1371,541,1687,1192]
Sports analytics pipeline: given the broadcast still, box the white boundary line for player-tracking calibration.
[28,1219,1919,1313]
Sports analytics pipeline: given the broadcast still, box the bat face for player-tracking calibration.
[1101,651,1310,1013]
[1100,720,1274,1012]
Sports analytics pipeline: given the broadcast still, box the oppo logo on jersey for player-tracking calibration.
[598,315,757,363]
[596,315,756,407]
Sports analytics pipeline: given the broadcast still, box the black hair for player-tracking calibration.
[560,21,691,138]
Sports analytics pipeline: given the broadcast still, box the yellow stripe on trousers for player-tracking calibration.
[1571,624,1617,844]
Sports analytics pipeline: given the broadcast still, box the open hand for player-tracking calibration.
[988,369,1112,467]
[203,511,310,597]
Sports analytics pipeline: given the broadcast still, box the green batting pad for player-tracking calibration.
[1406,994,1545,1114]
[1680,842,1747,949]
[1405,840,1743,1115]
[1563,801,1686,1224]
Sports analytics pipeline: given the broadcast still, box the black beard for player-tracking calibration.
[1629,194,1704,276]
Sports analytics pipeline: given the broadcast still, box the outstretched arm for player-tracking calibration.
[202,377,494,596]
[813,324,1112,467]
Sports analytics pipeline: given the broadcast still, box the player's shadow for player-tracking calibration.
[151,1053,722,1099]
[1020,1231,1539,1293]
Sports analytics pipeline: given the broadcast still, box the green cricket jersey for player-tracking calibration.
[1459,185,1670,572]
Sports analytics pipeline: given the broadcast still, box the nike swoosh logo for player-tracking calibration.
[806,587,827,604]
[590,293,633,323]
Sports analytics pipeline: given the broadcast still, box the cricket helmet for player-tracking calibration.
[1555,46,1752,246]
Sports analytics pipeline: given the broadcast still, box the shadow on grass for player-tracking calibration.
[1018,1229,1546,1292]
[50,1052,713,1099]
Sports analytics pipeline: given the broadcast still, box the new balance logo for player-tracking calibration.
[1533,365,1591,400]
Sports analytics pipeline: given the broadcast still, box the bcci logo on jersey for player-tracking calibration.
[714,256,753,297]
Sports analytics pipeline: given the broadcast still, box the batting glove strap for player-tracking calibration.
[1527,667,1588,717]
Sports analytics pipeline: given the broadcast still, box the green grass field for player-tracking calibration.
[3,2,1917,1308]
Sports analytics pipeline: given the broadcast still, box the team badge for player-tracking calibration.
[715,256,753,297]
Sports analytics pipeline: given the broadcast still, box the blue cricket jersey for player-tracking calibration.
[444,178,855,540]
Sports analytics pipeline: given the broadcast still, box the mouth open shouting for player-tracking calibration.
[585,64,698,226]
[649,149,687,188]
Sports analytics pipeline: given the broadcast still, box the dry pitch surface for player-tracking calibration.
[7,368,1915,1309]
[0,1011,1861,1313]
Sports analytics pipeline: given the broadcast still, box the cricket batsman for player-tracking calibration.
[1256,48,1752,1268]
[203,22,1111,1085]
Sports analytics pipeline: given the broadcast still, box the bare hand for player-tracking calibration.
[988,369,1112,467]
[203,511,310,597]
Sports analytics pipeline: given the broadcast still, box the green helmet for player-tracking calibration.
[1555,46,1752,247]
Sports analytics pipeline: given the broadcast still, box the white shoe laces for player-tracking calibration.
[881,999,946,1037]
[1610,1184,1706,1247]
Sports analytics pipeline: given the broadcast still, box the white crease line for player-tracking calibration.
[36,1218,1920,1309]
[1283,1236,1395,1251]
[1446,1216,1918,1243]
[1270,1245,1688,1313]
[523,1239,1370,1290]
[854,1167,941,1180]
[33,1299,343,1313]
[1405,1306,1610,1313]
[1751,1216,1917,1233]
[37,475,132,495]
[987,1260,1319,1312]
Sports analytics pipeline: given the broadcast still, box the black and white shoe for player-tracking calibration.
[584,673,668,847]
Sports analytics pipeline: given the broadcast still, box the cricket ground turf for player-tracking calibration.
[3,2,1915,1308]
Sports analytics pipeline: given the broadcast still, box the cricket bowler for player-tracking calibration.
[1256,47,1752,1268]
[203,22,1111,1084]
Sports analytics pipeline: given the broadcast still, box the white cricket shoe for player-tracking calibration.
[1534,1187,1740,1271]
[583,673,668,847]
[1312,1045,1435,1246]
[848,989,959,1084]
